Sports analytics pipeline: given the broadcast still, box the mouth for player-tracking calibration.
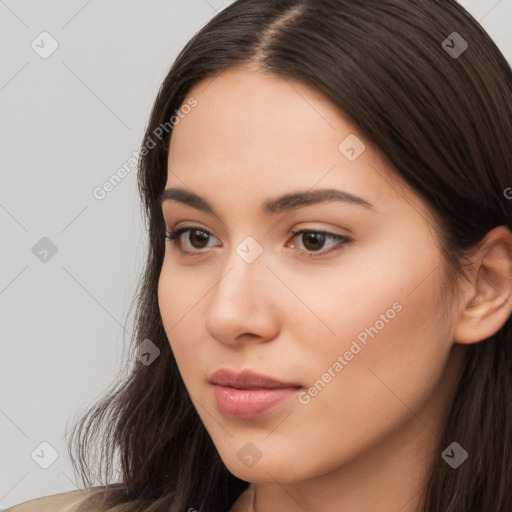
[211,385,301,418]
[209,368,302,419]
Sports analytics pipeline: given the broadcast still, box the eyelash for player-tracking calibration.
[164,225,352,259]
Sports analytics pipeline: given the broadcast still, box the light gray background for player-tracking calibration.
[1,0,511,509]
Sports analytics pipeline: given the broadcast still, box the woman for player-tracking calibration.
[9,0,512,510]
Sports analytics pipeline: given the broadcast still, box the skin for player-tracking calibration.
[157,65,512,512]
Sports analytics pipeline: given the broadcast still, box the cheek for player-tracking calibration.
[243,256,451,474]
[157,268,191,359]
[158,260,199,332]
[157,269,174,339]
[282,272,451,467]
[157,265,210,377]
[304,244,448,395]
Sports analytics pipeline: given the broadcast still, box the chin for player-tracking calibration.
[217,444,312,484]
[226,461,298,484]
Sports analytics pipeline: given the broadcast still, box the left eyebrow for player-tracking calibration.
[158,186,374,216]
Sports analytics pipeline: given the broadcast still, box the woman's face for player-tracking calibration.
[157,66,466,483]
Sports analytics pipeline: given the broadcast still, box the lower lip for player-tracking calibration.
[212,384,301,418]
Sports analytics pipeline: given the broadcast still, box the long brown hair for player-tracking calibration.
[68,1,512,510]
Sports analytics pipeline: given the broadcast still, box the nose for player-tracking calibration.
[203,240,281,347]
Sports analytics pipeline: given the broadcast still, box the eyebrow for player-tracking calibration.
[158,187,374,216]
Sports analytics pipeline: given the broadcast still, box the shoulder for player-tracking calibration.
[5,488,101,512]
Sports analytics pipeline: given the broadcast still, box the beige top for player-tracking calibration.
[5,485,255,512]
[5,489,96,512]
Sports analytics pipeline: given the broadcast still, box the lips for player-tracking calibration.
[209,368,302,419]
[209,368,301,389]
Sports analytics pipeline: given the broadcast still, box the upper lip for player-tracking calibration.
[209,368,301,389]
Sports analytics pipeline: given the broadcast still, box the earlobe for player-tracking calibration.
[453,226,512,345]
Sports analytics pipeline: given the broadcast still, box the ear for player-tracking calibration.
[454,225,512,345]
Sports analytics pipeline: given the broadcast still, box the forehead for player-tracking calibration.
[165,66,429,225]
[170,66,346,159]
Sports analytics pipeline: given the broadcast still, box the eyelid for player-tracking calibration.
[287,228,352,258]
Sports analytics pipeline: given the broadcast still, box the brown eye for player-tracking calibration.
[165,226,217,254]
[290,230,352,259]
[184,229,210,249]
[301,232,327,251]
